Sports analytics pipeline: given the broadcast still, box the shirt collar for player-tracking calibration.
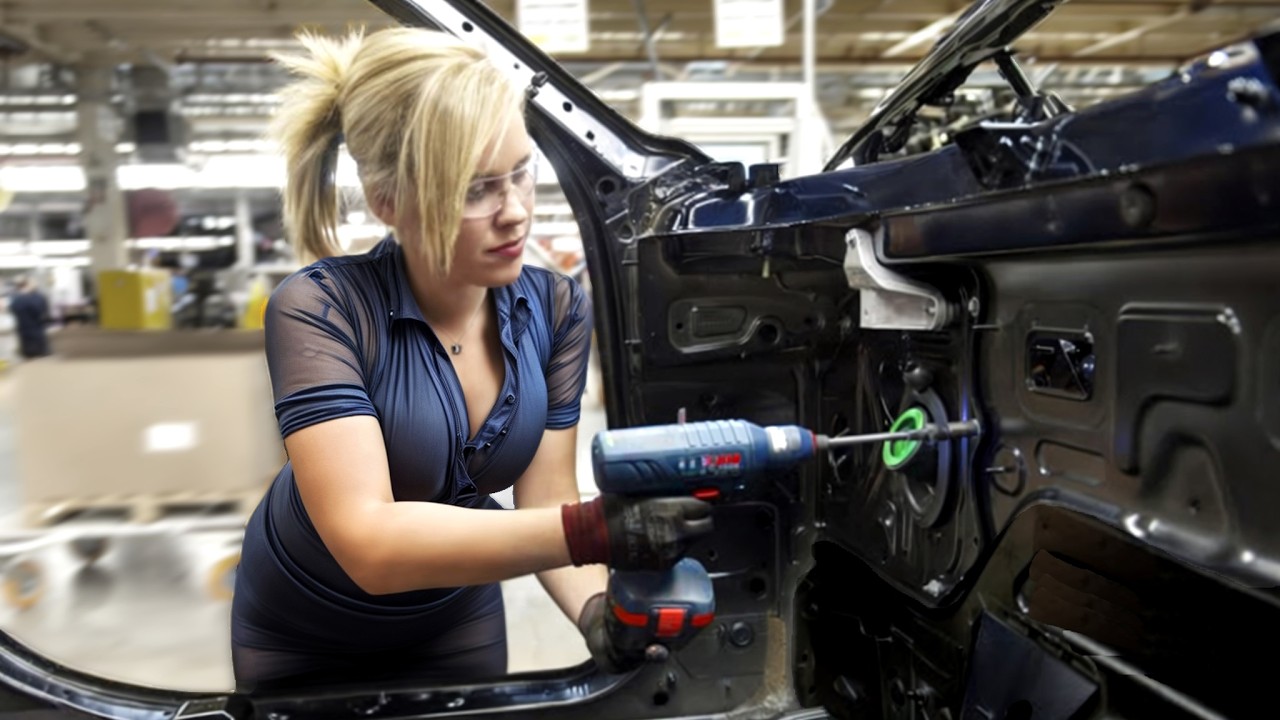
[382,235,531,335]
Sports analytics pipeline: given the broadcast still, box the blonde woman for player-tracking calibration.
[231,28,712,691]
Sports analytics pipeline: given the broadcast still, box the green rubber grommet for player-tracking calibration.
[883,407,928,470]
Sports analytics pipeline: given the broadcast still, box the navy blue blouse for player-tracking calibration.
[237,234,592,619]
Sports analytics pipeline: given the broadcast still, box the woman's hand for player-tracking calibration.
[561,495,713,571]
[577,592,631,674]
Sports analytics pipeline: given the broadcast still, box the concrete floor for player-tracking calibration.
[0,353,606,692]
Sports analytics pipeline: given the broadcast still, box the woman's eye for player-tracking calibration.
[465,186,488,202]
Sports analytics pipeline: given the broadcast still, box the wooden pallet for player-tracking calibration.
[23,490,264,528]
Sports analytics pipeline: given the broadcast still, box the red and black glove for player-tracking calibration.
[561,495,712,571]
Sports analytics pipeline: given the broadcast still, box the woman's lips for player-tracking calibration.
[488,237,525,259]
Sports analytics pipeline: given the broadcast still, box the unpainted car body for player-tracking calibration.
[1,0,1278,718]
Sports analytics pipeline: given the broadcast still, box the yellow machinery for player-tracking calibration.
[97,269,173,330]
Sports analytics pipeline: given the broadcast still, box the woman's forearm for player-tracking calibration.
[348,502,572,594]
[536,563,610,626]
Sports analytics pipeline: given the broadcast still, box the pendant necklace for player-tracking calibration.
[437,293,487,356]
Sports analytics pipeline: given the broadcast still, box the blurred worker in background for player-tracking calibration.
[230,28,712,692]
[8,276,51,360]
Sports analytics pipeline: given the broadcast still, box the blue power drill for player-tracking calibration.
[592,416,982,665]
[592,420,817,501]
[593,417,981,499]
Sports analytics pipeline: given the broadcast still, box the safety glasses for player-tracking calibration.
[461,161,537,219]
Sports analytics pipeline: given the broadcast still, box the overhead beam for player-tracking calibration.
[0,24,74,65]
[169,51,1188,68]
[881,9,966,58]
[1072,4,1201,56]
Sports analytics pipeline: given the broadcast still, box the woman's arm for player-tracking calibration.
[288,415,573,595]
[513,426,610,625]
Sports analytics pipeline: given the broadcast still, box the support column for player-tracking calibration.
[76,54,127,274]
[796,0,825,176]
[27,204,41,253]
[234,189,254,271]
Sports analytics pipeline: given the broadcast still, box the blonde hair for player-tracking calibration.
[270,28,524,270]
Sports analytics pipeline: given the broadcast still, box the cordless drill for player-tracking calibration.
[592,416,980,499]
[592,415,981,665]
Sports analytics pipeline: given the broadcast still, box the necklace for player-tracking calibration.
[435,293,487,355]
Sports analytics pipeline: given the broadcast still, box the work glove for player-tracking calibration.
[561,494,712,571]
[577,591,634,674]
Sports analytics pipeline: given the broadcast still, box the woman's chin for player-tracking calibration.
[471,261,525,289]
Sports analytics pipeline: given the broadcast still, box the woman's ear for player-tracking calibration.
[367,189,396,226]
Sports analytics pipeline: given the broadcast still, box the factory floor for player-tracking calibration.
[0,354,607,693]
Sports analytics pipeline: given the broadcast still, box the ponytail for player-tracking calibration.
[269,31,363,260]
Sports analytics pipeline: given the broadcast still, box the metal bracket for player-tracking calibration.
[843,228,952,331]
[174,697,241,720]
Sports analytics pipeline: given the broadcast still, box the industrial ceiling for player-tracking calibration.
[0,0,1277,260]
[1,1,1279,147]
[4,0,1279,66]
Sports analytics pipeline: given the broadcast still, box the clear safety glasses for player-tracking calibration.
[461,161,537,219]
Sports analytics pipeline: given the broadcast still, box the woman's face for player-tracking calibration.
[448,112,536,289]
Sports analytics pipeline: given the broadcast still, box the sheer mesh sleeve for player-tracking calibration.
[265,269,379,438]
[545,274,593,429]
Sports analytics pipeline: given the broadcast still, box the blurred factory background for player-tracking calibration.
[0,0,1277,694]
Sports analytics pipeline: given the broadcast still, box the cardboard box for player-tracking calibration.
[13,330,284,518]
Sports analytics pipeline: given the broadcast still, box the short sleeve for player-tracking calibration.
[265,269,379,438]
[545,274,593,429]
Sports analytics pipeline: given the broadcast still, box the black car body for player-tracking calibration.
[2,0,1279,718]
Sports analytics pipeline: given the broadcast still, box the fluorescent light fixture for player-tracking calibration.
[597,89,639,102]
[0,165,86,192]
[188,139,276,154]
[41,256,91,268]
[184,93,280,105]
[0,150,563,193]
[118,156,287,189]
[0,94,75,105]
[0,142,81,156]
[0,241,90,256]
[118,163,193,189]
[130,236,236,251]
[36,240,91,255]
[0,255,40,268]
[0,254,91,269]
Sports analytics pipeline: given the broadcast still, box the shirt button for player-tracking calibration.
[506,394,515,404]
[500,428,509,436]
[484,442,492,449]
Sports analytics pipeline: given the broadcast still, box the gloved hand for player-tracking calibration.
[561,494,712,571]
[577,591,634,674]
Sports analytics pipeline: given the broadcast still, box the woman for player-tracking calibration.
[231,28,712,691]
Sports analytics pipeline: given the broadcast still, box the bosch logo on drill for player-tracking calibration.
[706,452,741,469]
[678,452,742,475]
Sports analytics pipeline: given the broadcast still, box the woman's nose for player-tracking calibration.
[495,186,531,225]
